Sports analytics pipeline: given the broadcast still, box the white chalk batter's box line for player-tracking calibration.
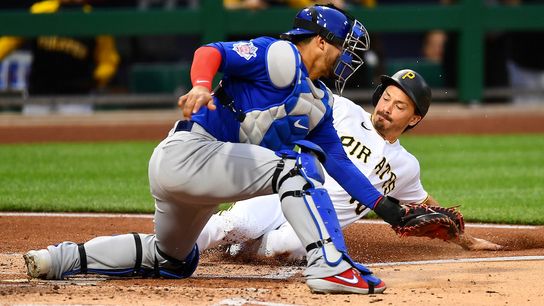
[368,255,544,267]
[2,252,543,276]
[0,212,539,229]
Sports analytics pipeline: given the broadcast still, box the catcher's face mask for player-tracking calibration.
[332,19,369,95]
[281,5,370,95]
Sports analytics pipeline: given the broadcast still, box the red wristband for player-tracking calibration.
[190,46,222,91]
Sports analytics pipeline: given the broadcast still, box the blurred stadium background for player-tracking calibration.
[0,0,543,113]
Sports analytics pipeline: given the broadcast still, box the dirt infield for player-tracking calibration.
[1,104,544,305]
[1,214,543,305]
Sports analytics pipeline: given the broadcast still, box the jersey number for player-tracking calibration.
[349,197,367,216]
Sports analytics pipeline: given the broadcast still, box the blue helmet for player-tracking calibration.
[281,5,370,94]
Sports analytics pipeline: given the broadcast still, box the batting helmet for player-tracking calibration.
[281,5,370,95]
[372,69,432,117]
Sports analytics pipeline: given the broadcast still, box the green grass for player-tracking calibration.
[1,134,543,224]
[0,142,156,213]
[400,134,544,224]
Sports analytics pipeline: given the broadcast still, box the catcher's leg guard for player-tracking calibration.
[274,142,381,282]
[70,233,198,279]
[274,142,346,268]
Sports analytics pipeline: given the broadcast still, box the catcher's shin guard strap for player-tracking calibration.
[280,183,311,201]
[132,233,142,274]
[278,168,303,191]
[305,237,332,252]
[273,150,299,193]
[271,158,285,193]
[280,189,305,201]
[77,243,87,274]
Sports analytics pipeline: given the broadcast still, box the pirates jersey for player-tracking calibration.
[325,95,428,226]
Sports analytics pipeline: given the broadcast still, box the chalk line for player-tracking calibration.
[0,212,538,229]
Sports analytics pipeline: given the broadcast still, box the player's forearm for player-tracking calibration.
[453,232,503,251]
[324,156,382,208]
[422,195,439,205]
[322,149,405,226]
[190,46,222,91]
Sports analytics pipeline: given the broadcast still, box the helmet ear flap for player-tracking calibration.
[372,84,384,106]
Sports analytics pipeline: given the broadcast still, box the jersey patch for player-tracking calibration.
[232,41,258,60]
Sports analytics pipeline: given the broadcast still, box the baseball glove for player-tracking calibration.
[394,204,465,241]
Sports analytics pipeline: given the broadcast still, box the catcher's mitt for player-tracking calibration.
[393,204,465,241]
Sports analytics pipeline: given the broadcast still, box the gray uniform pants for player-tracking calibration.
[46,123,350,279]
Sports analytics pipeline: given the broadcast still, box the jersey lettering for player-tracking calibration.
[382,172,396,195]
[374,157,397,195]
[374,157,386,177]
[341,136,371,163]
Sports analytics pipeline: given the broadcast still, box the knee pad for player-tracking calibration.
[272,144,325,193]
[153,244,199,279]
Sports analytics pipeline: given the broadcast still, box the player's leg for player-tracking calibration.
[240,195,374,260]
[197,194,286,251]
[25,126,284,279]
[28,199,210,280]
[255,221,306,260]
[273,142,385,294]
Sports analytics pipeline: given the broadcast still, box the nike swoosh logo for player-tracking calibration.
[361,121,371,131]
[294,119,308,130]
[334,274,359,284]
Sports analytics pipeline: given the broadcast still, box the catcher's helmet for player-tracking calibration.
[372,69,432,117]
[281,5,370,95]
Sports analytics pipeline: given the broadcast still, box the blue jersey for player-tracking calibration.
[191,36,382,207]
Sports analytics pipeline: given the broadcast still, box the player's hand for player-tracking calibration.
[178,86,217,119]
[455,233,504,251]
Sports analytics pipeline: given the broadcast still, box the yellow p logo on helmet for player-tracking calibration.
[401,71,416,80]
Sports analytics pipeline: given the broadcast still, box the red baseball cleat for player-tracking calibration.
[306,268,386,294]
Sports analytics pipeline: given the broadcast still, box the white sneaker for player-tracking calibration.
[23,249,52,279]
